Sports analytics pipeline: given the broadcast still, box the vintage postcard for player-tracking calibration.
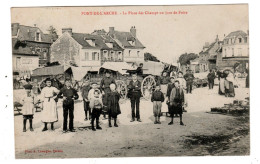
[11,4,249,159]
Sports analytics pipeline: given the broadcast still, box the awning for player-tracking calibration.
[142,61,164,76]
[101,62,136,74]
[32,65,70,76]
[71,66,100,81]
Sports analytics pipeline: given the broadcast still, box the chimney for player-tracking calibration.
[215,35,219,42]
[130,26,136,37]
[62,28,72,36]
[12,23,20,34]
[109,27,115,34]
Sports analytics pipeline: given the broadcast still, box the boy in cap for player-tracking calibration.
[57,79,79,133]
[151,85,165,124]
[128,73,142,122]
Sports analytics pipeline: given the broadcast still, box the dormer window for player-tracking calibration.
[238,37,242,43]
[128,40,135,46]
[36,32,40,41]
[105,43,113,48]
[85,38,95,47]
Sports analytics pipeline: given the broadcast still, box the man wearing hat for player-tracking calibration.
[100,70,116,119]
[128,73,142,122]
[184,70,195,94]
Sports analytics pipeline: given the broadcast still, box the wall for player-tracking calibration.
[79,49,101,67]
[12,54,39,72]
[50,33,81,66]
[123,48,144,63]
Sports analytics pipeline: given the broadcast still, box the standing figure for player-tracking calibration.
[21,85,38,132]
[81,80,91,121]
[151,85,165,124]
[57,79,79,133]
[89,89,103,131]
[184,70,195,94]
[217,70,227,95]
[225,70,235,97]
[107,83,121,127]
[207,69,216,89]
[169,80,185,125]
[159,71,170,94]
[176,72,186,90]
[246,68,249,88]
[166,77,175,114]
[100,70,116,119]
[41,78,60,131]
[128,73,142,122]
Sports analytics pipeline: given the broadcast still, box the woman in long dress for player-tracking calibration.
[225,70,235,97]
[40,78,60,131]
[217,70,226,95]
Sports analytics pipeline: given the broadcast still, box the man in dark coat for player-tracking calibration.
[128,73,142,122]
[207,69,216,89]
[57,79,79,133]
[184,70,195,94]
[100,70,116,119]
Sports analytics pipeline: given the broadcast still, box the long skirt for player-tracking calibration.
[168,102,183,115]
[41,98,58,123]
[219,78,225,95]
[225,81,235,97]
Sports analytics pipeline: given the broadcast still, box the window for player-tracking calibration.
[36,32,40,41]
[224,49,227,57]
[83,52,89,61]
[137,51,140,57]
[232,48,234,56]
[91,52,99,61]
[238,38,242,43]
[244,37,248,43]
[118,51,122,61]
[92,52,96,60]
[129,50,131,56]
[110,51,114,60]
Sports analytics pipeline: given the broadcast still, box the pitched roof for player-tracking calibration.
[11,23,52,43]
[225,30,248,39]
[12,38,36,56]
[109,31,145,49]
[71,33,123,51]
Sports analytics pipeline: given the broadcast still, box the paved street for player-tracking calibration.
[14,85,250,158]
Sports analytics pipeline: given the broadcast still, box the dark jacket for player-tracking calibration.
[127,80,142,98]
[207,72,216,82]
[151,90,165,102]
[57,87,79,105]
[81,85,91,100]
[166,83,175,98]
[100,77,116,92]
[184,73,195,83]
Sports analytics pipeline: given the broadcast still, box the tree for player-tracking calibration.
[144,52,160,62]
[47,26,58,42]
[178,53,199,65]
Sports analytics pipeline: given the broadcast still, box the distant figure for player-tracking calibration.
[169,80,185,125]
[184,70,195,94]
[246,68,249,88]
[23,78,33,90]
[159,71,170,95]
[207,69,216,89]
[224,70,235,97]
[136,63,143,76]
[217,70,227,95]
[107,83,121,127]
[151,85,165,124]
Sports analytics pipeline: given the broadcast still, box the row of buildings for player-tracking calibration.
[11,23,145,77]
[185,30,249,74]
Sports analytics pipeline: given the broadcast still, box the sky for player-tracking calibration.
[11,4,248,63]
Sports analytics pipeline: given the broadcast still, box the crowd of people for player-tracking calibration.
[19,67,248,133]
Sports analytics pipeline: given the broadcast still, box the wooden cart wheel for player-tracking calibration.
[141,75,156,100]
[116,80,128,99]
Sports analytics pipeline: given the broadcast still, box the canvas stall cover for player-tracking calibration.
[101,62,135,74]
[142,61,164,76]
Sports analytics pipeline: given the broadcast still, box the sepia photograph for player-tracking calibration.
[11,4,250,159]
